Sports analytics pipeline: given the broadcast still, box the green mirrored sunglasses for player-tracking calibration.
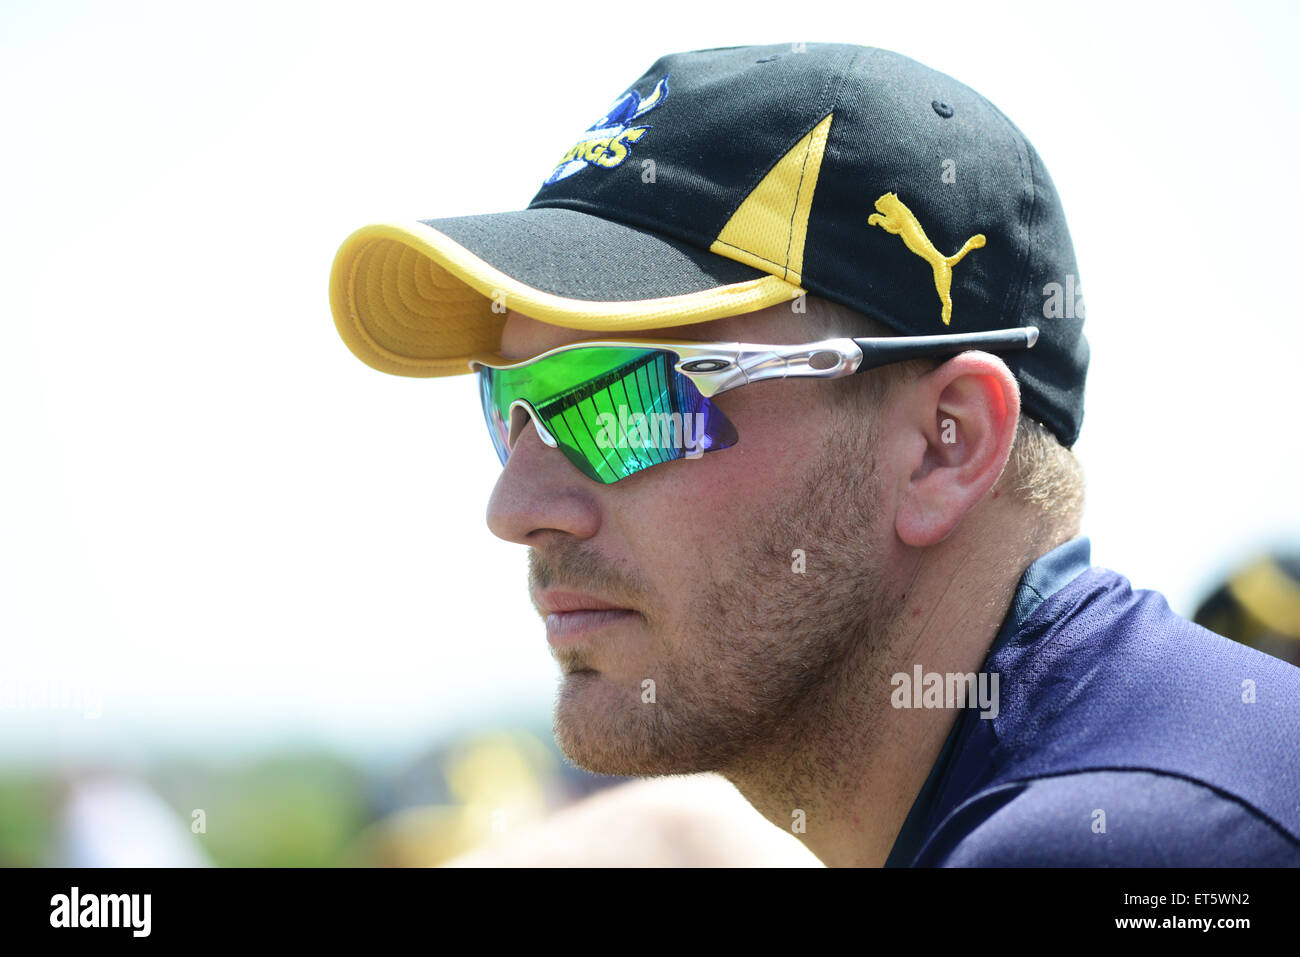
[470,326,1038,484]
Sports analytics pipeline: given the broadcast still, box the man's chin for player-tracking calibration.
[552,671,715,777]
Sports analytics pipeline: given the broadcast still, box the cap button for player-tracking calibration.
[931,99,954,118]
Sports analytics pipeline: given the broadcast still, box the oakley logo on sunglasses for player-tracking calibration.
[594,408,710,459]
[678,358,732,373]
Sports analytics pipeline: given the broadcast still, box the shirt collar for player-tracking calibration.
[882,536,1093,867]
[986,535,1093,658]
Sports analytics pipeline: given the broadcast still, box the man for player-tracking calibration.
[330,43,1300,866]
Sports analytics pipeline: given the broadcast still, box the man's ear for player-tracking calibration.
[893,353,1020,548]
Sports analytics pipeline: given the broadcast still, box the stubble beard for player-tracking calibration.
[547,421,899,782]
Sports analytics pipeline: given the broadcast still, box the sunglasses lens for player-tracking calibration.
[478,347,738,483]
[478,370,512,466]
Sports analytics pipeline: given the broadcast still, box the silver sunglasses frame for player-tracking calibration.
[469,325,1039,453]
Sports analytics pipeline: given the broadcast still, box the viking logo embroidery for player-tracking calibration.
[543,75,670,186]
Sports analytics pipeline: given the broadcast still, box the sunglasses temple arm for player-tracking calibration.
[851,326,1039,372]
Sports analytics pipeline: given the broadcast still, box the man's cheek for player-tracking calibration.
[693,441,813,533]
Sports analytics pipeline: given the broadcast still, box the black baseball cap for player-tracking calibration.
[330,42,1089,446]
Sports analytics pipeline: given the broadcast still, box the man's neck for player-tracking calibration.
[719,533,1040,867]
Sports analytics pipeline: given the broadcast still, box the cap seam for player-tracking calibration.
[710,47,852,251]
[782,109,835,280]
[981,99,1035,330]
[978,99,1071,444]
[778,47,860,277]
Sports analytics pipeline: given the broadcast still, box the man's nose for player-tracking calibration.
[485,407,601,546]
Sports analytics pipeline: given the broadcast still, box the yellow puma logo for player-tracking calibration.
[867,192,985,325]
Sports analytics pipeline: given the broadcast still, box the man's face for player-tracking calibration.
[486,303,904,777]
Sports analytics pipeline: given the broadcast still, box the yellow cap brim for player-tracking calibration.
[329,218,805,378]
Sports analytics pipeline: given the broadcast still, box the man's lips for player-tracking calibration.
[532,590,632,615]
[533,590,640,649]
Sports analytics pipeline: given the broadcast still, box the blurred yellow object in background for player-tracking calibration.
[343,729,557,866]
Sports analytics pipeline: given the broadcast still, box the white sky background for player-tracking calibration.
[1,0,1297,764]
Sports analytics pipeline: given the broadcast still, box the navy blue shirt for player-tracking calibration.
[885,537,1300,866]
